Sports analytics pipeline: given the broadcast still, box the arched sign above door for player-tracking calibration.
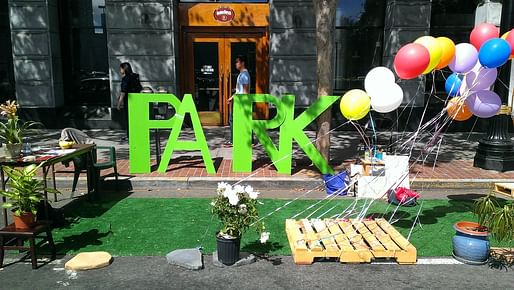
[213,7,235,23]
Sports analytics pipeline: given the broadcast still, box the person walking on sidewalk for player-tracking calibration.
[225,55,250,147]
[117,62,142,142]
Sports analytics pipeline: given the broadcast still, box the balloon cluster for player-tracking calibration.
[339,23,514,122]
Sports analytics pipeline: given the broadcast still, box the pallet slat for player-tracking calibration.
[285,218,417,265]
[494,183,514,198]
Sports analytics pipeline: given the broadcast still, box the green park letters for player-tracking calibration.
[128,93,339,175]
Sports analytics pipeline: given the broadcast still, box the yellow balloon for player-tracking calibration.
[501,31,514,59]
[339,89,370,121]
[435,37,456,69]
[414,36,442,74]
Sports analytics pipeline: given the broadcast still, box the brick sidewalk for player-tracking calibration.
[50,157,514,181]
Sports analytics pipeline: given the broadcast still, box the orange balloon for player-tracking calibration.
[446,98,473,121]
[435,37,456,69]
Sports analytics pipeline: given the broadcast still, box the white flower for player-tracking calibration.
[244,185,254,194]
[228,192,239,206]
[260,232,270,244]
[249,190,260,200]
[217,182,232,195]
[210,201,216,206]
[233,185,245,193]
[238,204,247,214]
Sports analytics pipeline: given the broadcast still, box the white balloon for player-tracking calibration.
[370,83,404,113]
[365,67,396,98]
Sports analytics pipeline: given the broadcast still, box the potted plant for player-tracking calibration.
[0,164,58,229]
[474,193,514,262]
[211,182,268,266]
[0,100,39,158]
[452,193,514,264]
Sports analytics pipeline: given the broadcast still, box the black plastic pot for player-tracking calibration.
[216,234,241,266]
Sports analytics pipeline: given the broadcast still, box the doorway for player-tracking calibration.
[182,32,268,126]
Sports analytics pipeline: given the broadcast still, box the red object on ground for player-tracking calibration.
[395,187,420,203]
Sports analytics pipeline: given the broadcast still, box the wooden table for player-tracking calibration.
[361,159,385,176]
[0,144,96,227]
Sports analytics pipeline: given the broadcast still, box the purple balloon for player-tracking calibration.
[449,43,478,73]
[464,63,497,91]
[465,90,501,118]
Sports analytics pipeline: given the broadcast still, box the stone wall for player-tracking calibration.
[8,0,64,108]
[269,0,317,107]
[105,0,178,107]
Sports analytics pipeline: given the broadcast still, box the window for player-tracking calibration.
[334,0,386,93]
[59,0,110,108]
[0,0,14,102]
[429,0,476,105]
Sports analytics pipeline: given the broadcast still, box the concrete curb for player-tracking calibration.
[49,176,509,191]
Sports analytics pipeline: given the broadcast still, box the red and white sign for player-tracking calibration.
[213,7,235,23]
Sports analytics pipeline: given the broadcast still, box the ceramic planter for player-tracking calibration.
[216,234,241,266]
[13,212,35,230]
[5,143,22,159]
[452,221,490,263]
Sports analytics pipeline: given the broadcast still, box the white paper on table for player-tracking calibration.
[44,149,77,155]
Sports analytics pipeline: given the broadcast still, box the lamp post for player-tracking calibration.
[474,0,514,172]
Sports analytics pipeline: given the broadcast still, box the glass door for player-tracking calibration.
[184,33,268,125]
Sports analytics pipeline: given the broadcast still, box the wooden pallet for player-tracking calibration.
[494,183,514,198]
[285,218,416,265]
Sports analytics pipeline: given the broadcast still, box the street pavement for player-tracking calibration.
[0,255,512,290]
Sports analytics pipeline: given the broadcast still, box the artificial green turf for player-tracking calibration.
[49,196,512,257]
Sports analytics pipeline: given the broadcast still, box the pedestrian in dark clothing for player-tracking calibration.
[117,62,142,141]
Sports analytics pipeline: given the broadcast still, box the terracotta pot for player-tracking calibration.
[13,212,35,230]
[5,143,22,159]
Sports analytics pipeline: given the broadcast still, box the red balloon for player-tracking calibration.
[505,29,514,58]
[470,23,499,49]
[393,43,430,79]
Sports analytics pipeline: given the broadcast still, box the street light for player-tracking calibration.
[474,0,514,172]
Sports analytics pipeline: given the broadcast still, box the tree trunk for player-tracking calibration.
[314,0,337,161]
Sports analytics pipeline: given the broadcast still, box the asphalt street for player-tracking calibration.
[0,255,513,290]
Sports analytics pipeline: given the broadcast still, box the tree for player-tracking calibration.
[314,0,337,161]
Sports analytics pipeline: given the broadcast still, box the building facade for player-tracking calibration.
[3,0,486,129]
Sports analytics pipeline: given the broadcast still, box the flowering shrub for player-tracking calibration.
[0,100,39,144]
[212,182,268,241]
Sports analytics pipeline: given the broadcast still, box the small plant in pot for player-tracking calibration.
[211,182,268,266]
[0,165,58,229]
[452,193,514,265]
[0,100,39,158]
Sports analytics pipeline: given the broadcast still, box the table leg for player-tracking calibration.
[29,237,37,269]
[42,166,49,220]
[1,167,7,227]
[0,235,4,268]
[155,129,161,166]
[51,164,57,202]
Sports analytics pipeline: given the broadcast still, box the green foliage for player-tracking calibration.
[474,193,514,243]
[0,165,59,216]
[211,183,264,237]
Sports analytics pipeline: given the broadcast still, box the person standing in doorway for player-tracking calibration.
[225,55,250,147]
[117,62,142,142]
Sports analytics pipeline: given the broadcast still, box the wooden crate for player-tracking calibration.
[285,218,416,265]
[494,183,514,198]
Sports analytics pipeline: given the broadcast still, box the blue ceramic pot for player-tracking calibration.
[452,221,490,263]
